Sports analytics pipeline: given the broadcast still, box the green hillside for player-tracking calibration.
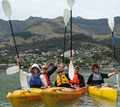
[0,16,120,66]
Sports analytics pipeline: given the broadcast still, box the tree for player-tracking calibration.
[64,57,70,65]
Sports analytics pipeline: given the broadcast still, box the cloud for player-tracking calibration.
[0,0,120,20]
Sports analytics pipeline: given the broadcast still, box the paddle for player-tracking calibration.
[2,0,21,68]
[61,50,75,58]
[63,9,70,63]
[67,0,75,56]
[108,15,119,89]
[67,0,75,80]
[6,65,19,75]
[2,0,28,88]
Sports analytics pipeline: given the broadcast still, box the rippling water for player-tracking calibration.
[0,68,120,107]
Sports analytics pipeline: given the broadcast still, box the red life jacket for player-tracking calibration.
[43,73,50,84]
[70,73,79,85]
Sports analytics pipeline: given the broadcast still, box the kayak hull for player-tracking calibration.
[40,87,85,105]
[88,86,117,101]
[7,88,42,107]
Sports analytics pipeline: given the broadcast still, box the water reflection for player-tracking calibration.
[17,100,44,107]
[1,92,119,107]
[88,94,117,107]
[0,102,12,107]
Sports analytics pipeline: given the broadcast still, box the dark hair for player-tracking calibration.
[30,67,40,74]
[92,64,100,72]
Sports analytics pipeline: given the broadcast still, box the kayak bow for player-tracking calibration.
[88,86,117,101]
[7,88,42,107]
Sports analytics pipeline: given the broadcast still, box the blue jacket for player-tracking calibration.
[29,74,42,88]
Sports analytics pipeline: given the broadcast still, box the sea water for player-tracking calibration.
[0,69,120,107]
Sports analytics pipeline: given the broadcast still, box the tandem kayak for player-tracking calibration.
[88,86,118,101]
[7,88,42,107]
[40,87,86,105]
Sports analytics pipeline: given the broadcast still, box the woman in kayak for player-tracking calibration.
[86,64,118,89]
[54,67,71,87]
[41,56,58,86]
[28,63,48,88]
[17,59,48,89]
[69,57,85,87]
[70,65,85,87]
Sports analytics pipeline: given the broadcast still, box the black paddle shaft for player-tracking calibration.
[63,26,67,63]
[9,20,21,68]
[70,10,72,57]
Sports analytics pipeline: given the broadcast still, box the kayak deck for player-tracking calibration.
[40,87,86,105]
[7,88,42,107]
[88,86,118,101]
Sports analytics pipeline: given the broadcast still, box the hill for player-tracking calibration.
[0,16,120,52]
[1,16,120,66]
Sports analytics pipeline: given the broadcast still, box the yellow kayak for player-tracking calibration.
[40,87,86,105]
[7,88,42,107]
[88,86,118,101]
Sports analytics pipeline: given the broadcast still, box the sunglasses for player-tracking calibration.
[57,71,63,74]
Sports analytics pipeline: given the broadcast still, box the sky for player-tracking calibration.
[0,0,120,20]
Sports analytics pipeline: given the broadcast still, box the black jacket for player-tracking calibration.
[54,73,71,87]
[87,73,109,85]
[47,66,57,79]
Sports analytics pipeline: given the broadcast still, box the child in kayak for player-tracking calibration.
[86,64,118,89]
[70,65,85,87]
[54,67,71,87]
[41,56,58,86]
[17,59,48,89]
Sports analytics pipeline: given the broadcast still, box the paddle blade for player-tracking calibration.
[63,9,70,26]
[6,66,19,75]
[2,0,12,19]
[67,0,75,10]
[61,50,74,57]
[108,15,114,31]
[20,70,28,88]
[69,60,74,80]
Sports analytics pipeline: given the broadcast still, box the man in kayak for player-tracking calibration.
[86,64,118,89]
[17,59,48,89]
[54,67,71,87]
[41,56,58,86]
[70,65,85,87]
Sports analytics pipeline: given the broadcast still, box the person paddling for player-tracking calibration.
[86,64,118,89]
[17,59,48,89]
[70,65,85,87]
[41,56,58,86]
